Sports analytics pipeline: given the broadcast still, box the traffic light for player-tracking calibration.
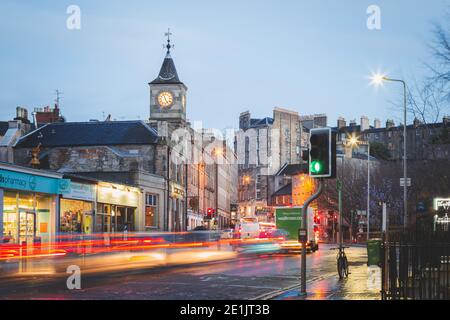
[206,208,215,220]
[309,128,336,179]
[314,214,321,225]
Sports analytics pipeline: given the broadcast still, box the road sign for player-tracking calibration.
[400,178,411,187]
[416,202,426,212]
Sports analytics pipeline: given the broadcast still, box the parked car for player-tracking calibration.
[193,226,208,231]
[220,229,234,239]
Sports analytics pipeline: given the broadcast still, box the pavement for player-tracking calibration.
[273,255,381,300]
[0,244,382,300]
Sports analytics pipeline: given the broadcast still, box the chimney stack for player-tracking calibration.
[386,119,395,129]
[14,107,30,124]
[413,118,422,127]
[360,116,369,131]
[443,115,450,126]
[349,119,357,127]
[337,117,346,128]
[374,118,381,129]
[239,111,251,130]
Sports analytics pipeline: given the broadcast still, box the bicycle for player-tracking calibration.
[331,246,350,279]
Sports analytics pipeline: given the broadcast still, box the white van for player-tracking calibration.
[235,217,260,239]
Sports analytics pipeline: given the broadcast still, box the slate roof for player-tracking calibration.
[0,122,9,136]
[272,183,292,197]
[250,117,274,127]
[150,53,183,85]
[15,121,159,148]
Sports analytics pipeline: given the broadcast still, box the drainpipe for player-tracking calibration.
[166,144,171,232]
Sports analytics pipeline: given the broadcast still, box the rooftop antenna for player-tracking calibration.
[163,28,174,55]
[55,89,63,108]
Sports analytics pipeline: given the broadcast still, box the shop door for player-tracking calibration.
[116,207,126,232]
[126,208,135,232]
[19,210,35,244]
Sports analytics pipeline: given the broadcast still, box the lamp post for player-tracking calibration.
[371,74,408,229]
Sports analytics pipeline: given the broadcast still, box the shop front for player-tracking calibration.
[170,182,185,232]
[95,182,140,233]
[0,165,70,244]
[60,182,96,235]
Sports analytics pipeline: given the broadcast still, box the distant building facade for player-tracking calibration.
[235,108,327,221]
[335,115,450,160]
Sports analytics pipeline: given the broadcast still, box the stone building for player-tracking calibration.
[8,32,238,232]
[13,120,169,232]
[335,116,450,160]
[234,108,326,221]
[146,35,238,231]
[185,128,238,230]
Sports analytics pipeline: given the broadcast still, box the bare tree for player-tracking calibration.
[428,20,450,100]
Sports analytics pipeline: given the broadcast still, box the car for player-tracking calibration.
[192,226,208,231]
[220,229,234,239]
[267,229,289,241]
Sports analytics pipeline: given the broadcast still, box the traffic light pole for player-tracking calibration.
[300,178,324,296]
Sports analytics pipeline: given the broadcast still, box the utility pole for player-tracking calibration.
[300,179,324,296]
[367,142,371,241]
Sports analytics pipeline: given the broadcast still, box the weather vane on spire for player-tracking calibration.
[164,28,174,54]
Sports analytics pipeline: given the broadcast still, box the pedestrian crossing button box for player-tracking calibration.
[298,228,308,243]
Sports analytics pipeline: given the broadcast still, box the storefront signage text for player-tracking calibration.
[434,198,450,211]
[64,182,96,202]
[0,169,70,195]
[171,183,185,199]
[97,185,139,207]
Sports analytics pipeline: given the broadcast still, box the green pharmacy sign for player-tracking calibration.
[0,169,70,195]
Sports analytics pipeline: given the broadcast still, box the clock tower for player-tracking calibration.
[149,29,187,134]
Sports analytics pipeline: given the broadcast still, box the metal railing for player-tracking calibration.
[381,227,450,300]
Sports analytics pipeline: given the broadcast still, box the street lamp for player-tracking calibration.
[371,73,408,229]
[348,136,371,240]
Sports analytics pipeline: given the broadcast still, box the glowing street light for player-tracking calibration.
[370,72,408,229]
[213,148,223,157]
[370,73,387,86]
[348,136,359,147]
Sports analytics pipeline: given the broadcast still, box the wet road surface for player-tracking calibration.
[0,244,380,300]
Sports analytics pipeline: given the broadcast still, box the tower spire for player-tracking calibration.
[164,28,173,55]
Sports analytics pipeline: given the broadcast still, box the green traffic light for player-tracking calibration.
[310,161,323,174]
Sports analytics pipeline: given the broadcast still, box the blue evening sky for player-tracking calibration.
[0,0,449,130]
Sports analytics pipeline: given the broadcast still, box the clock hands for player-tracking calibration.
[159,92,173,107]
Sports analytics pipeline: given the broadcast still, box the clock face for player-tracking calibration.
[158,91,174,108]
